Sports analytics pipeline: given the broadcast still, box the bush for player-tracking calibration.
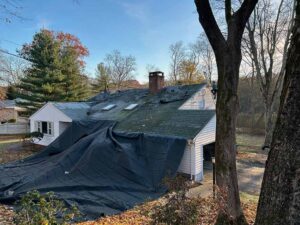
[149,176,199,225]
[14,190,81,225]
[8,118,16,123]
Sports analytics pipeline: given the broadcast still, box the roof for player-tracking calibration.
[89,83,215,139]
[31,83,215,139]
[0,100,16,108]
[52,102,90,121]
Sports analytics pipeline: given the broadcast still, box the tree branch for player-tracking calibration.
[194,0,226,56]
[234,0,259,40]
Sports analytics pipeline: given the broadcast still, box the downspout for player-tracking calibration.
[188,139,193,180]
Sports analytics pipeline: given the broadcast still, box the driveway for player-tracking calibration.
[188,153,267,198]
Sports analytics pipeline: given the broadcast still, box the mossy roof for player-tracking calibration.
[88,83,215,139]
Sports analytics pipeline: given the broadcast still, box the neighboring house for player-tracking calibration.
[0,99,26,123]
[30,71,216,181]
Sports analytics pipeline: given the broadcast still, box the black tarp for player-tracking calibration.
[0,120,186,219]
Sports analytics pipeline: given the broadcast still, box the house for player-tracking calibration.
[29,102,90,146]
[0,99,27,123]
[29,71,216,181]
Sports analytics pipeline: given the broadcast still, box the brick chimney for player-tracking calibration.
[149,71,164,94]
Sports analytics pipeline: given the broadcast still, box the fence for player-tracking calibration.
[0,123,29,135]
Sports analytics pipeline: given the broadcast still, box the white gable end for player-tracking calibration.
[179,86,215,110]
[30,103,72,122]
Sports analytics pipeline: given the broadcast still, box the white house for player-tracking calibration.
[30,71,216,181]
[29,102,90,146]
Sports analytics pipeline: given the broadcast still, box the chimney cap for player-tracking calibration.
[149,71,164,77]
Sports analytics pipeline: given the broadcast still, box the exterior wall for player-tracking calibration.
[179,86,215,110]
[0,108,18,122]
[178,143,193,176]
[30,103,72,146]
[193,115,216,181]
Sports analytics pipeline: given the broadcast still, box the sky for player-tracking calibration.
[0,0,203,83]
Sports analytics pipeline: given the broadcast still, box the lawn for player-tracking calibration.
[0,136,42,164]
[236,133,266,154]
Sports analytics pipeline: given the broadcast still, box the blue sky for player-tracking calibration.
[0,0,203,83]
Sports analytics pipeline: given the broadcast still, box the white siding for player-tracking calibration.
[192,115,216,181]
[30,103,72,146]
[179,86,215,110]
[178,143,193,176]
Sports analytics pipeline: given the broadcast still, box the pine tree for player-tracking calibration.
[17,30,65,113]
[57,32,90,101]
[92,63,111,93]
[6,86,17,100]
[17,30,90,113]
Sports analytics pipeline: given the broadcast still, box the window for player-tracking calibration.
[102,104,116,111]
[36,121,53,135]
[124,104,138,110]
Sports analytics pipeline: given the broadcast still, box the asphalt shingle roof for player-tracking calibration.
[52,102,90,121]
[88,83,215,139]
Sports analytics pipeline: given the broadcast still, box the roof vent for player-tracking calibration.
[102,104,116,111]
[124,103,138,110]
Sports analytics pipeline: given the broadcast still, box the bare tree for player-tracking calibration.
[104,50,136,90]
[194,0,258,223]
[196,33,216,84]
[255,1,300,223]
[0,53,26,85]
[244,0,295,147]
[169,41,185,84]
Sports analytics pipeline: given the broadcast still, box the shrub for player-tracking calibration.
[8,118,16,123]
[14,190,81,225]
[149,175,199,225]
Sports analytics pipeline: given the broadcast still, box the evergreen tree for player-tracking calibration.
[92,63,111,93]
[6,86,17,100]
[17,30,65,113]
[17,29,89,113]
[57,32,90,101]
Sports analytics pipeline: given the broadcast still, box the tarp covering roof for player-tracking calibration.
[0,120,186,219]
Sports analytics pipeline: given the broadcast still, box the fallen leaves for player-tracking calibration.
[78,195,258,225]
[0,204,14,225]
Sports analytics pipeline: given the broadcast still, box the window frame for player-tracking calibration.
[36,121,54,136]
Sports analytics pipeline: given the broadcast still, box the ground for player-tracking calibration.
[0,133,266,225]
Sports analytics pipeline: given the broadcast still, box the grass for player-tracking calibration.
[0,135,43,164]
[240,192,259,203]
[236,133,265,153]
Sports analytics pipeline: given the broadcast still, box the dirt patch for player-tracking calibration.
[0,141,43,164]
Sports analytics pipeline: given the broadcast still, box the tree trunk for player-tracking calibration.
[255,1,300,223]
[194,1,258,224]
[214,45,248,225]
[263,104,274,148]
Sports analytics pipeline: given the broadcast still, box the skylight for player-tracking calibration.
[124,104,138,110]
[102,104,116,111]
